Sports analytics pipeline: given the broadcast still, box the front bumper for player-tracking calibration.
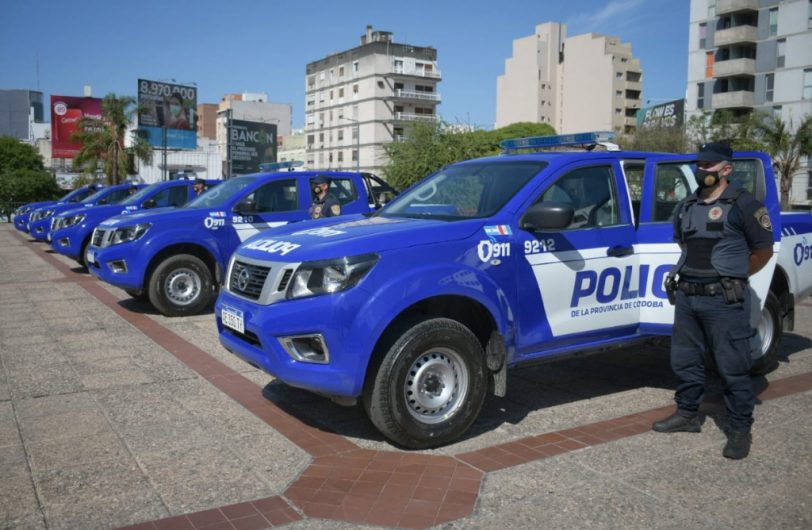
[14,215,29,232]
[215,288,373,397]
[85,243,145,290]
[50,226,87,260]
[29,219,51,241]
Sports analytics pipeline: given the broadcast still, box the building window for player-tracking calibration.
[352,150,358,162]
[708,0,715,18]
[769,7,778,37]
[803,69,812,99]
[697,83,705,109]
[307,134,314,146]
[772,105,782,118]
[318,132,324,143]
[353,84,359,94]
[338,151,344,163]
[777,39,786,68]
[352,61,359,73]
[338,130,344,141]
[766,73,775,102]
[616,72,623,79]
[809,0,812,28]
[339,65,345,77]
[705,52,714,78]
[338,88,344,98]
[377,80,385,89]
[699,23,707,49]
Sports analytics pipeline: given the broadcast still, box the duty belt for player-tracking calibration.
[678,281,724,296]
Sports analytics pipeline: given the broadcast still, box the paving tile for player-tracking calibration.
[7,362,84,399]
[14,391,99,419]
[35,460,155,507]
[0,472,41,525]
[228,434,310,492]
[115,419,219,456]
[17,408,112,444]
[26,430,131,473]
[43,491,168,530]
[0,402,21,448]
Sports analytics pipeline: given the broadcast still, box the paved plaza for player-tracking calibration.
[0,223,810,530]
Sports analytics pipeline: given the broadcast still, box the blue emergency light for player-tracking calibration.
[259,161,305,172]
[500,131,616,153]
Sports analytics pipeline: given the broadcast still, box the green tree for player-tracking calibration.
[71,94,153,185]
[616,125,689,153]
[686,110,763,151]
[752,114,812,210]
[383,121,556,189]
[0,137,61,220]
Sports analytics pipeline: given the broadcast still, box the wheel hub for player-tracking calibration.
[404,347,469,425]
[758,304,774,356]
[165,268,200,306]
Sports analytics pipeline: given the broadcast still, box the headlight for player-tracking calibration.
[110,223,151,245]
[39,209,55,220]
[287,253,378,300]
[58,214,85,229]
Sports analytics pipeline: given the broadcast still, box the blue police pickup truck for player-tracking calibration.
[215,135,812,448]
[27,183,145,243]
[49,179,220,267]
[86,170,396,317]
[14,184,102,233]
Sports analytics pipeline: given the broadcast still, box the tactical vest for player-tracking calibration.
[675,189,750,279]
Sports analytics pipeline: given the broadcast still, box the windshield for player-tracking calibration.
[82,188,112,204]
[122,183,160,205]
[380,161,548,221]
[62,187,94,203]
[183,176,255,209]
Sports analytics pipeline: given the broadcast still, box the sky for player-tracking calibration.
[0,0,690,131]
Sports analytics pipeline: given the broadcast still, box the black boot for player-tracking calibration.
[652,412,701,433]
[723,431,751,459]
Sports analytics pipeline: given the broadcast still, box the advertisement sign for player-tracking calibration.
[228,120,278,175]
[137,79,197,149]
[636,99,685,129]
[50,96,103,158]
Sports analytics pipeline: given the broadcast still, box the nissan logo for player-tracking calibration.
[235,268,251,291]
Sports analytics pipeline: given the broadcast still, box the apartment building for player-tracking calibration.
[304,26,441,174]
[686,0,812,206]
[495,22,642,134]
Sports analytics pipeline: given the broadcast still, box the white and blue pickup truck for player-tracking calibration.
[215,134,812,448]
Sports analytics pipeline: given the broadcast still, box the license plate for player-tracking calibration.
[221,306,244,334]
[86,249,95,265]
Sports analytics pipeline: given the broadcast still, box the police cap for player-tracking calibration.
[697,142,733,163]
[312,175,331,185]
[194,178,205,186]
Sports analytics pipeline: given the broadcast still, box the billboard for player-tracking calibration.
[137,79,197,149]
[228,120,278,175]
[50,96,103,158]
[636,99,685,129]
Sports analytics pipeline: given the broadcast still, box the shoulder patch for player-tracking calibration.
[330,204,341,216]
[754,206,772,231]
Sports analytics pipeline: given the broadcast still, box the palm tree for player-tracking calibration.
[72,94,153,185]
[753,114,812,210]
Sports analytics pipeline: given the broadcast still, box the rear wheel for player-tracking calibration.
[363,317,487,449]
[148,254,214,316]
[751,291,782,375]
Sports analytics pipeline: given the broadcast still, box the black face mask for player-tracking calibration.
[313,186,323,195]
[696,168,720,189]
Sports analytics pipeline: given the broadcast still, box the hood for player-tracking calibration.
[236,214,484,262]
[54,204,121,221]
[98,205,204,229]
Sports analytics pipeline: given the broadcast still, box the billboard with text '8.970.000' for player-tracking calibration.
[137,79,197,149]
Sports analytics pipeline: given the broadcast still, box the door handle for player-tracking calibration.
[607,245,634,257]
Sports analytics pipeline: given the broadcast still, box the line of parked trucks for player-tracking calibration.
[12,137,812,448]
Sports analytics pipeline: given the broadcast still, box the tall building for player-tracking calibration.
[686,0,812,206]
[495,23,642,134]
[197,103,218,140]
[0,89,44,140]
[305,26,441,174]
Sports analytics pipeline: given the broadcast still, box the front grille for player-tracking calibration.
[277,269,294,292]
[229,260,271,300]
[223,327,262,348]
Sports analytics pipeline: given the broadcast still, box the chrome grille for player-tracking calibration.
[229,261,271,300]
[277,269,294,292]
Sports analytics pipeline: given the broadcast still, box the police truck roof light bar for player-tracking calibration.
[500,131,616,154]
[259,161,305,172]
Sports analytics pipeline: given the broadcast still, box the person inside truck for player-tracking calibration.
[309,175,341,219]
[193,178,206,197]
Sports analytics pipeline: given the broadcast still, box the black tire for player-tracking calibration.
[147,254,214,317]
[76,236,92,269]
[751,291,782,375]
[363,317,487,449]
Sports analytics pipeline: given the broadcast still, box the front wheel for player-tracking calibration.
[751,291,782,375]
[147,254,214,317]
[363,317,487,449]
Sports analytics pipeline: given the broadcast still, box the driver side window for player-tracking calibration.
[533,165,619,229]
[242,179,299,213]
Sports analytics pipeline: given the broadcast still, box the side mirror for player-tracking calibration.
[520,202,574,231]
[143,198,156,209]
[233,199,254,215]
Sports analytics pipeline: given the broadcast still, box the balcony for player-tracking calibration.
[714,58,756,78]
[394,112,439,122]
[624,117,638,128]
[392,89,442,102]
[712,90,754,108]
[716,0,759,15]
[625,79,642,92]
[715,25,758,46]
[390,66,442,79]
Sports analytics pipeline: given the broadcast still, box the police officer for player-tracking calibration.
[309,175,341,219]
[654,142,774,460]
[193,178,206,197]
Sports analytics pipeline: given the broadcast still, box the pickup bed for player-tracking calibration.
[215,148,812,448]
[86,170,395,316]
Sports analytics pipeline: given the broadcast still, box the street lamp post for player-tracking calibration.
[340,116,360,173]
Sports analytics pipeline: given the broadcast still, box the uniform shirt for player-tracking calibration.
[673,184,773,279]
[310,193,341,219]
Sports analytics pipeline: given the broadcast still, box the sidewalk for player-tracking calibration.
[1,223,810,530]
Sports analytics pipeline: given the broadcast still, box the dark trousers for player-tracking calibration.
[671,289,756,432]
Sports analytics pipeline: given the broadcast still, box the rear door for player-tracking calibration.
[514,158,639,357]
